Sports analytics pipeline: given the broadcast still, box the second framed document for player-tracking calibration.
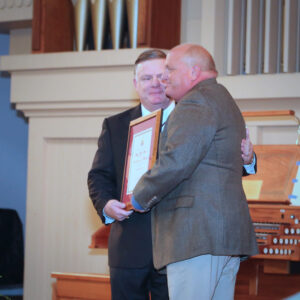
[121,109,162,209]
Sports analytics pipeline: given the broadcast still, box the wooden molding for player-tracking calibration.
[242,110,295,118]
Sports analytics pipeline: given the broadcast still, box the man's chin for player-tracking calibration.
[150,96,166,103]
[148,97,170,108]
[165,89,173,100]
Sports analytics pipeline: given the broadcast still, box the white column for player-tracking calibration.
[0,49,144,300]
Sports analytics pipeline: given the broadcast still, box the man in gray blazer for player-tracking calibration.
[131,44,258,300]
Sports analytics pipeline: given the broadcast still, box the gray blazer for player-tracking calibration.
[133,78,258,270]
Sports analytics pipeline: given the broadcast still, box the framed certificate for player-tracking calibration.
[121,109,162,209]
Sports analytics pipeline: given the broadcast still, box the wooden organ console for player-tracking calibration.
[242,111,300,262]
[236,110,300,298]
[245,143,300,263]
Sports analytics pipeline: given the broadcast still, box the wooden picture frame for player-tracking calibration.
[121,109,162,209]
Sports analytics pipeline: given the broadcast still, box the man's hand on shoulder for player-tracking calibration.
[104,199,133,221]
[241,128,254,165]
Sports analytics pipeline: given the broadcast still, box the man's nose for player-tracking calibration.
[152,76,161,86]
[161,72,168,84]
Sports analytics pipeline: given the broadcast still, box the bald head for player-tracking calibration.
[163,44,218,101]
[172,44,217,74]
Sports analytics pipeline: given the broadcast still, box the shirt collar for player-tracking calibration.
[141,100,175,125]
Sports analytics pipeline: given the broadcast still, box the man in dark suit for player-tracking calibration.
[88,49,256,300]
[131,44,258,300]
[88,50,171,300]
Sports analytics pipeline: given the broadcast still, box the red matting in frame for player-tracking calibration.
[121,109,162,210]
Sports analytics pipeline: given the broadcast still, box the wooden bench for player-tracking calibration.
[51,272,111,300]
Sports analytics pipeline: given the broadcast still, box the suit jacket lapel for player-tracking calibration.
[120,104,141,141]
[118,104,142,167]
[129,104,142,120]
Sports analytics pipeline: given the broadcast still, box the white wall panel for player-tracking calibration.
[264,0,281,73]
[23,117,110,300]
[283,0,298,72]
[245,0,260,74]
[227,0,243,75]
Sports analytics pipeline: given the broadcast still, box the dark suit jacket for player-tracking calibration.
[133,79,258,270]
[88,105,155,268]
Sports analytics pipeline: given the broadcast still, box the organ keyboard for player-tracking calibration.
[249,205,300,261]
[243,144,300,265]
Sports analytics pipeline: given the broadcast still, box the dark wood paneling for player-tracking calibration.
[32,0,74,53]
[32,0,42,51]
[137,0,150,47]
[149,0,181,49]
[32,0,181,53]
[235,259,300,299]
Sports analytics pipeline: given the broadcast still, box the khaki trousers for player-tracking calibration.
[166,254,240,300]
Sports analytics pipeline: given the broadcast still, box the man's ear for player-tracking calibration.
[191,65,201,80]
[133,78,137,89]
